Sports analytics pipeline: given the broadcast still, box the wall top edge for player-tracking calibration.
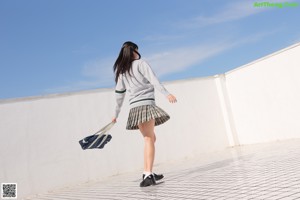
[225,42,300,76]
[0,75,218,105]
[0,88,113,105]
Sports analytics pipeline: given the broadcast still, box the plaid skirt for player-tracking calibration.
[126,105,170,130]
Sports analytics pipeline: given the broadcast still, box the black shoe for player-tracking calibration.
[142,173,164,181]
[140,174,156,187]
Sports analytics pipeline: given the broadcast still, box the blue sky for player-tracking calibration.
[1,0,299,99]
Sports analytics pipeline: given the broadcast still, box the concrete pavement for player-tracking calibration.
[25,139,300,200]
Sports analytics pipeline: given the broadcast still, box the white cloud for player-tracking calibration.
[144,42,233,77]
[45,28,277,95]
[142,1,268,46]
[44,58,115,94]
[144,30,278,78]
[81,57,115,84]
[179,1,267,28]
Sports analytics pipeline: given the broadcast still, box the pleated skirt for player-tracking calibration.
[126,105,170,130]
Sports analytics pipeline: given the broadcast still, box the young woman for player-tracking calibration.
[112,41,177,187]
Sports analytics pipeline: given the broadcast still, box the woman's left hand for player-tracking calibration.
[167,94,177,103]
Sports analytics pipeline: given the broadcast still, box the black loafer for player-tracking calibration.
[142,173,164,181]
[140,174,156,187]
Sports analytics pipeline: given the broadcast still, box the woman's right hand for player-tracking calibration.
[167,94,177,103]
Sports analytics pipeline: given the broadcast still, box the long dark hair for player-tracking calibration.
[113,41,141,83]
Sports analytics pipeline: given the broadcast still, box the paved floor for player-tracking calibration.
[25,139,300,200]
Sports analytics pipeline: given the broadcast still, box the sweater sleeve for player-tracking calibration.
[139,60,170,97]
[114,75,126,118]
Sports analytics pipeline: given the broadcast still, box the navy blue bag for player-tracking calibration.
[79,122,115,150]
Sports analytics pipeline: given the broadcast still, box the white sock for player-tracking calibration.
[143,171,152,179]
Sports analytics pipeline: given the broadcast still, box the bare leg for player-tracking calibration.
[138,119,156,173]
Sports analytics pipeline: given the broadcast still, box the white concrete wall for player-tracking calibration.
[0,77,229,199]
[1,42,300,199]
[225,43,300,144]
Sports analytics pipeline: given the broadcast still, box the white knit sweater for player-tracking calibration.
[114,59,170,118]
